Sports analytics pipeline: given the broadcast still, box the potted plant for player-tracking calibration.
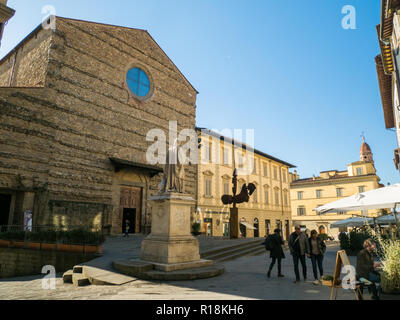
[191,222,201,236]
[379,238,400,294]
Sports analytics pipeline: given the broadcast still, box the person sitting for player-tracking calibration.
[356,239,382,300]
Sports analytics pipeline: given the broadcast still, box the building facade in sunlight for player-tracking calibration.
[0,17,197,234]
[194,128,295,240]
[290,139,383,239]
[375,0,400,171]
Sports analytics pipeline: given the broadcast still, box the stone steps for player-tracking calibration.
[201,239,265,262]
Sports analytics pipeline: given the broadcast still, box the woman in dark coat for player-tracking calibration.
[266,229,285,278]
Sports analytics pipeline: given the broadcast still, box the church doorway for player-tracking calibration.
[119,186,142,234]
[122,208,136,234]
[0,193,12,229]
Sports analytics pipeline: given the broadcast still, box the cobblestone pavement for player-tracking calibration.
[0,244,383,300]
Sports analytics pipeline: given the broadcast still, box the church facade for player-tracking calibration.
[0,16,197,234]
[290,139,383,239]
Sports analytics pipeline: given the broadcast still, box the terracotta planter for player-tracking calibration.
[12,241,25,248]
[321,280,333,287]
[84,244,97,254]
[26,242,41,250]
[41,243,56,251]
[96,245,103,254]
[0,240,10,248]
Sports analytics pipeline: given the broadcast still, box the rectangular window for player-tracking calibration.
[282,169,287,183]
[253,160,257,175]
[223,182,229,195]
[202,144,210,162]
[263,164,268,177]
[297,191,303,200]
[338,210,346,215]
[253,189,258,203]
[205,179,212,196]
[359,186,365,193]
[275,190,279,206]
[284,192,288,206]
[316,189,322,198]
[336,188,343,197]
[265,190,269,204]
[356,168,363,176]
[223,148,230,165]
[273,166,278,180]
[297,207,306,216]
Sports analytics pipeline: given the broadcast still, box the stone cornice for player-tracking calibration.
[0,3,15,23]
[290,174,380,188]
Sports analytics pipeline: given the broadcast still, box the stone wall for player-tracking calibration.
[0,17,198,232]
[0,248,96,278]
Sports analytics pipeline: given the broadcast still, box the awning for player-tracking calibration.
[240,221,257,230]
[375,54,394,129]
[330,217,374,228]
[110,157,163,177]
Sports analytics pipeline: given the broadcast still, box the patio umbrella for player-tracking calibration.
[315,184,400,220]
[330,217,374,228]
[375,214,399,225]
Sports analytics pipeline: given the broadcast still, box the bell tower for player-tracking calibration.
[0,0,15,48]
[360,135,374,164]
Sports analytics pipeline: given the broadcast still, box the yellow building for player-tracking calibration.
[290,139,383,239]
[193,128,295,240]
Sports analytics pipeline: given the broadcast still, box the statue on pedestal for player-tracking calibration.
[158,138,185,194]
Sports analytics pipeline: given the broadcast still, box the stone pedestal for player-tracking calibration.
[229,207,239,239]
[141,193,209,270]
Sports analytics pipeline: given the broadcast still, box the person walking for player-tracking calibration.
[124,219,130,238]
[266,229,285,278]
[289,225,310,283]
[308,230,326,285]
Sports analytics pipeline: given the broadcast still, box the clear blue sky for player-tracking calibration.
[2,0,398,185]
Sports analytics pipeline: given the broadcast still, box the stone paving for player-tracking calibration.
[1,236,386,300]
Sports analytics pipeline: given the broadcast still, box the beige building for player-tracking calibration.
[193,128,295,240]
[290,140,383,239]
[0,16,197,234]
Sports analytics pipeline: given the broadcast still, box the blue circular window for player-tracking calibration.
[126,67,151,98]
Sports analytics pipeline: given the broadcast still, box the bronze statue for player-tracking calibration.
[158,138,185,193]
[221,169,256,206]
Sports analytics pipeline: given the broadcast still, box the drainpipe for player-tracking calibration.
[8,50,17,87]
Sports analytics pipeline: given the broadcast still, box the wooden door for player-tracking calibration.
[119,186,142,234]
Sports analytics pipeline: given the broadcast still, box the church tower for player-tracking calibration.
[360,136,374,164]
[0,0,15,48]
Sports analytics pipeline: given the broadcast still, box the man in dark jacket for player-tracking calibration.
[266,229,285,278]
[356,239,381,300]
[289,225,310,283]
